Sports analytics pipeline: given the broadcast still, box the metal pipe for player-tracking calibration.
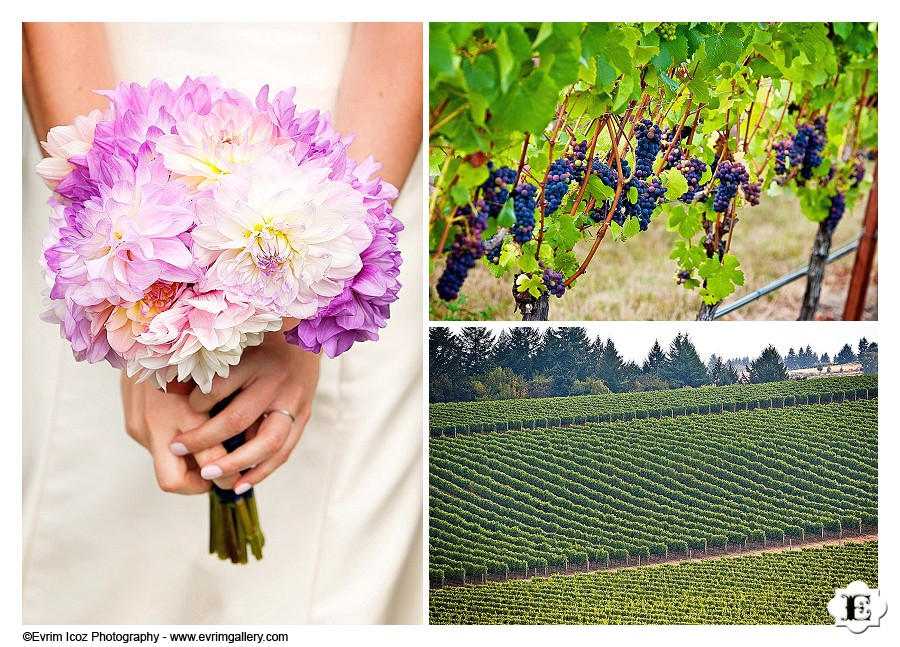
[713,234,862,319]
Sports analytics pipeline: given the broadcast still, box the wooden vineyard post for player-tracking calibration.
[843,161,878,320]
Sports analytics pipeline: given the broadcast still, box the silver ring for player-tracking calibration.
[263,409,296,427]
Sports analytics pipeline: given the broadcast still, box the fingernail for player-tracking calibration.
[234,483,252,496]
[201,465,223,480]
[170,442,189,457]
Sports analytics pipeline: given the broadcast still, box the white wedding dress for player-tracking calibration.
[22,23,423,625]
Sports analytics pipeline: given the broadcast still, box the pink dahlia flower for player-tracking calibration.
[192,149,373,319]
[128,289,281,393]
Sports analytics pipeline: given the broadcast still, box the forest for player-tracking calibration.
[429,327,877,402]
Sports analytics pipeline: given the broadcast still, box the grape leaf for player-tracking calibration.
[544,215,582,250]
[623,216,641,239]
[494,29,516,93]
[496,198,516,228]
[450,184,470,206]
[517,274,545,298]
[610,220,622,241]
[661,168,688,200]
[586,175,614,202]
[429,25,459,80]
[553,250,580,277]
[701,34,745,74]
[499,242,520,270]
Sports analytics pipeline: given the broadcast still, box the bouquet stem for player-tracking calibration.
[208,393,264,563]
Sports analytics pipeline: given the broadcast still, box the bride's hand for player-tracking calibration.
[120,374,235,494]
[169,331,321,495]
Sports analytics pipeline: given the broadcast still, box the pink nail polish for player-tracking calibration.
[234,483,251,495]
[170,442,189,456]
[201,465,223,480]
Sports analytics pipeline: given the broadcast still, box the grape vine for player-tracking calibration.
[429,22,877,320]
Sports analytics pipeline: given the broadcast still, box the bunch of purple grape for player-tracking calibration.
[676,156,708,203]
[590,158,635,226]
[636,178,667,230]
[674,269,691,285]
[825,192,846,231]
[542,267,566,298]
[660,126,683,169]
[742,180,761,207]
[633,118,663,180]
[852,152,866,188]
[567,140,589,183]
[511,182,538,243]
[435,200,493,300]
[713,160,750,212]
[543,157,576,214]
[773,139,791,175]
[480,163,517,217]
[775,117,828,182]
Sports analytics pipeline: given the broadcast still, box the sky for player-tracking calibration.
[433,321,879,364]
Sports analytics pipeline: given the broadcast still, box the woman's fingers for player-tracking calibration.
[197,407,306,489]
[121,373,216,495]
[193,445,237,491]
[171,383,279,454]
[148,432,210,495]
[187,368,248,414]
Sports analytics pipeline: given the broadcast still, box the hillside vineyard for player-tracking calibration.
[429,378,876,584]
[429,541,878,624]
[429,375,876,434]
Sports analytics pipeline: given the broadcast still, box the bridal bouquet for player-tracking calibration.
[37,76,403,563]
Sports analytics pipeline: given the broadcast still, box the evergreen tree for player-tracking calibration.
[505,326,543,378]
[556,327,594,381]
[747,345,789,383]
[458,327,496,377]
[661,332,710,388]
[785,348,797,370]
[596,338,628,392]
[429,327,466,402]
[820,352,831,364]
[860,349,878,375]
[538,327,592,396]
[835,343,857,365]
[721,362,740,385]
[858,337,870,355]
[709,356,738,386]
[642,340,667,376]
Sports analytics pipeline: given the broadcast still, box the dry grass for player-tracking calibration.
[430,192,877,321]
[789,362,863,378]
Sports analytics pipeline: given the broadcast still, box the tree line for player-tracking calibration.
[429,327,878,403]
